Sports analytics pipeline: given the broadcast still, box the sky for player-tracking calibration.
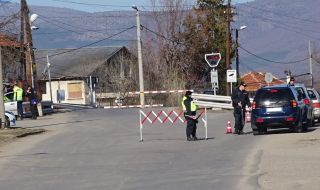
[9,0,254,12]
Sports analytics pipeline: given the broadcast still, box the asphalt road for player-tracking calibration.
[0,108,264,190]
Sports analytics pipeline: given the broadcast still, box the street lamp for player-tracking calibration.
[132,5,145,107]
[235,25,247,78]
[29,13,38,89]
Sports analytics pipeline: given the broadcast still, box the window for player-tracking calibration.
[307,90,317,100]
[255,88,294,107]
[67,83,82,99]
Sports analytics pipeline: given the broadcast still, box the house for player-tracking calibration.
[241,72,285,94]
[35,46,137,105]
[0,34,20,82]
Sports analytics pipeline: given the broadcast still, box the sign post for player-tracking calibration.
[205,52,221,95]
[265,72,273,86]
[227,70,237,94]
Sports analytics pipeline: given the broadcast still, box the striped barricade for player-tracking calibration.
[139,108,208,142]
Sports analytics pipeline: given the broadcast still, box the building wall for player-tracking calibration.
[42,80,90,105]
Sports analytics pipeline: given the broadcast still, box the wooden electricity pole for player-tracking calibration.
[225,0,231,96]
[20,0,37,90]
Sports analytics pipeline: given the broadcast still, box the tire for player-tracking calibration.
[253,130,259,136]
[4,116,10,128]
[294,123,303,133]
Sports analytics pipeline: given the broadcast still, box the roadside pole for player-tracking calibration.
[309,40,313,87]
[205,52,221,95]
[0,47,5,128]
[227,70,237,95]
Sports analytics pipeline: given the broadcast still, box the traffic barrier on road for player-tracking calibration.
[129,89,194,95]
[139,108,208,142]
[192,93,253,110]
[104,104,163,109]
[226,120,233,134]
[246,111,251,123]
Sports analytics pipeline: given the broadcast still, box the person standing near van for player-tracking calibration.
[231,82,251,135]
[26,85,38,120]
[13,82,24,120]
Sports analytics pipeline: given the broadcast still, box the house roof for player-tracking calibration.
[241,72,285,91]
[0,34,20,47]
[35,46,129,79]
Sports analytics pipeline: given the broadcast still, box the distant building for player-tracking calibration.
[241,72,285,94]
[0,34,20,83]
[35,46,137,105]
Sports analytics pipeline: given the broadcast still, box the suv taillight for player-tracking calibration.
[304,98,310,105]
[291,100,297,107]
[314,103,320,108]
[252,101,256,109]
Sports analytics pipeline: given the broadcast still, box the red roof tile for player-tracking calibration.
[241,72,285,92]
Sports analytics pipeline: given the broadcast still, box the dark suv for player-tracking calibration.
[251,85,309,135]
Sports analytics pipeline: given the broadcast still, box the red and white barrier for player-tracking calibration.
[139,108,208,142]
[104,104,163,109]
[129,89,193,95]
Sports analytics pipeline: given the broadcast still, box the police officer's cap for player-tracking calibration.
[239,82,247,87]
[290,77,295,81]
[185,90,192,96]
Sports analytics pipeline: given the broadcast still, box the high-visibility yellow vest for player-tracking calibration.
[181,96,197,112]
[181,96,187,111]
[13,86,23,101]
[190,101,197,111]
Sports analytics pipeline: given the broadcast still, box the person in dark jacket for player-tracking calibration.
[26,85,38,120]
[288,77,295,86]
[181,91,198,141]
[231,82,251,135]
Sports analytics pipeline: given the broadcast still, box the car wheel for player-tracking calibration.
[4,116,10,128]
[253,130,259,136]
[294,124,303,133]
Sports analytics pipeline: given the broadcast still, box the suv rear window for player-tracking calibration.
[254,88,294,107]
[307,90,317,100]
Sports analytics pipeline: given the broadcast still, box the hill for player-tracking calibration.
[2,0,320,86]
[234,0,320,84]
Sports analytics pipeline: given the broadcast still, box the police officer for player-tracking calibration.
[26,85,38,120]
[288,77,295,86]
[182,91,198,141]
[231,82,251,135]
[13,82,24,120]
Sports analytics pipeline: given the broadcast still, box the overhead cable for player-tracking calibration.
[36,25,136,61]
[239,45,309,64]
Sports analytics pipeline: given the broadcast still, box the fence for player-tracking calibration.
[192,93,253,110]
[139,108,208,142]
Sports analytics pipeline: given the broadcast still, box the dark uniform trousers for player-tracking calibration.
[185,116,197,138]
[234,108,245,133]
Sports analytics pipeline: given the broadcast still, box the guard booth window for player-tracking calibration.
[67,83,82,99]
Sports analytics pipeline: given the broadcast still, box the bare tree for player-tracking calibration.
[92,52,138,105]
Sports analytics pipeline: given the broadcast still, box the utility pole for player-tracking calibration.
[0,47,5,128]
[225,0,231,96]
[20,0,38,90]
[19,0,26,84]
[235,29,239,78]
[132,6,145,107]
[309,40,313,88]
[47,55,53,103]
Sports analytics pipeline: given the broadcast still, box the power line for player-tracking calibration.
[236,11,320,41]
[237,3,320,24]
[36,25,136,61]
[238,45,309,64]
[49,0,194,9]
